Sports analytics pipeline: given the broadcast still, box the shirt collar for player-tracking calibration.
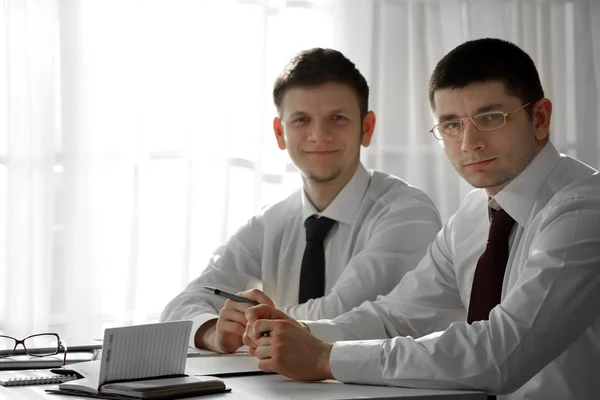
[491,141,562,227]
[301,163,370,225]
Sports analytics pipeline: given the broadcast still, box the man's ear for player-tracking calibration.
[533,98,552,141]
[361,111,376,147]
[273,117,286,150]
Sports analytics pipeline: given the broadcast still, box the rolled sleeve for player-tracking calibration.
[303,320,345,343]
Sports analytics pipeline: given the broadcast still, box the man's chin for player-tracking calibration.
[306,171,341,184]
[463,174,513,192]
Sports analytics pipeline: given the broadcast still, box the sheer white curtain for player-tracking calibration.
[335,0,600,219]
[0,0,59,335]
[1,0,599,338]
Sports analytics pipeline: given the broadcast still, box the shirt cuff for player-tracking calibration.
[303,320,345,343]
[329,340,387,385]
[189,313,219,348]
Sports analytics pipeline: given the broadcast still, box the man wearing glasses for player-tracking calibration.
[243,38,600,399]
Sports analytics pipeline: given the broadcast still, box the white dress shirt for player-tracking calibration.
[160,163,442,347]
[308,143,600,399]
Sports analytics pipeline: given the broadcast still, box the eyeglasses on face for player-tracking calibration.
[429,102,532,140]
[0,333,68,366]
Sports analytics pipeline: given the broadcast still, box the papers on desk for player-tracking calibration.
[184,344,265,377]
[0,351,95,370]
[187,344,249,357]
[0,337,101,371]
[57,351,264,381]
[186,353,263,377]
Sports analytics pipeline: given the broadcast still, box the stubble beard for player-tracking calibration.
[301,130,364,184]
[306,168,343,184]
[461,146,537,191]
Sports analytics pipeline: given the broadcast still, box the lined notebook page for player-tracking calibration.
[98,321,192,387]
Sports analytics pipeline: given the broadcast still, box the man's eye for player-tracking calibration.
[293,116,309,123]
[332,115,347,121]
[482,113,503,121]
[443,121,461,130]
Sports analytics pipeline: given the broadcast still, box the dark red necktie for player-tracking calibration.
[467,208,515,400]
[298,216,336,304]
[467,208,516,323]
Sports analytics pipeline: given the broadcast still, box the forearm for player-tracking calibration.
[330,204,600,392]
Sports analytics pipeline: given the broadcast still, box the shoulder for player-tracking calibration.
[253,188,303,223]
[544,154,597,196]
[521,173,600,254]
[532,155,599,220]
[365,170,438,212]
[227,188,302,242]
[544,172,600,215]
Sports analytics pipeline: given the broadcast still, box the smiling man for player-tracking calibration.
[160,48,441,354]
[244,39,600,399]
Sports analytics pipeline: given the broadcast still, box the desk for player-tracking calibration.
[1,373,486,400]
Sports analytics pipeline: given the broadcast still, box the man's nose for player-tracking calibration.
[460,119,486,153]
[308,119,332,141]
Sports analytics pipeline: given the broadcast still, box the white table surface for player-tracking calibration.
[0,373,486,400]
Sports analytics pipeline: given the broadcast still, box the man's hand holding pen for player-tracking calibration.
[197,288,275,354]
[243,305,334,381]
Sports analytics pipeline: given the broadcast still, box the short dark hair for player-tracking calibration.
[273,48,369,119]
[428,38,544,115]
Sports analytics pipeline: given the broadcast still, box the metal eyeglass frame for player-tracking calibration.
[429,102,532,140]
[0,333,68,366]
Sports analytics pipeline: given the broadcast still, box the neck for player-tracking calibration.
[303,164,359,212]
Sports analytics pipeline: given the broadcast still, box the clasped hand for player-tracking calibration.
[243,305,334,381]
[198,289,275,354]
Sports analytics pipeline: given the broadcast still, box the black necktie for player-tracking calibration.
[298,216,336,304]
[467,208,516,323]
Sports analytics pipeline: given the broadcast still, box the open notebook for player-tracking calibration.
[46,321,229,399]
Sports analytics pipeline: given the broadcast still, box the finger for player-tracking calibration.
[251,319,278,340]
[254,343,272,360]
[223,298,253,313]
[257,359,275,374]
[219,306,248,326]
[245,304,278,326]
[240,289,276,308]
[242,331,257,349]
[257,335,271,347]
[217,319,245,337]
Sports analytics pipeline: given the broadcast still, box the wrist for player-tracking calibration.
[318,342,334,380]
[195,319,218,350]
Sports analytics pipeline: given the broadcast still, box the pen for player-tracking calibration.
[203,286,270,337]
[91,349,101,361]
[204,286,260,305]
